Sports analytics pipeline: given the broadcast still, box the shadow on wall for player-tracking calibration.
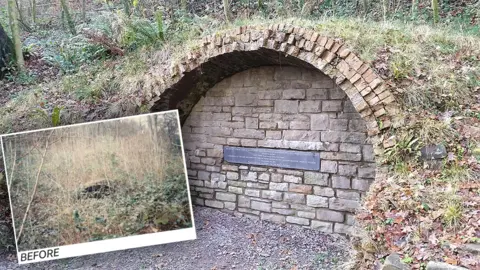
[182,65,377,235]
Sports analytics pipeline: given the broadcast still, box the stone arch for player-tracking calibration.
[150,23,400,140]
[147,23,401,233]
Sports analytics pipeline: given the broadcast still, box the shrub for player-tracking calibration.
[43,36,109,74]
[384,133,422,166]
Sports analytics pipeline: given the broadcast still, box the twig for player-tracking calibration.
[81,28,125,56]
[16,131,53,244]
[6,140,17,191]
[0,143,38,176]
[0,135,63,175]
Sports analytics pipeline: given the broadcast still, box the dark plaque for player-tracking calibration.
[223,146,320,171]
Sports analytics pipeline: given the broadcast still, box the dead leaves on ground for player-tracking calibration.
[246,233,257,246]
[357,174,479,269]
[357,112,480,269]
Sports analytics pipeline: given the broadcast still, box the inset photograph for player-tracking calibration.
[1,110,195,264]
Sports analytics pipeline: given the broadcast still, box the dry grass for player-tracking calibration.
[2,113,192,252]
[0,12,478,267]
[0,16,478,134]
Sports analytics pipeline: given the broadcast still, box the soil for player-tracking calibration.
[0,206,351,270]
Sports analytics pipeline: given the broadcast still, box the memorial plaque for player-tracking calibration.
[223,146,320,171]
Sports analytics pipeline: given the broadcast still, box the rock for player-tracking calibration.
[420,144,447,160]
[382,253,410,270]
[0,24,14,79]
[383,136,396,148]
[426,261,468,270]
[459,243,480,255]
[423,160,444,170]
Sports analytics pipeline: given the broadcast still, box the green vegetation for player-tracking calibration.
[3,113,191,251]
[0,0,478,268]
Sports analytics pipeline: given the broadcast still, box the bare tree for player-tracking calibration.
[148,114,159,155]
[432,0,439,24]
[301,0,317,16]
[60,0,76,35]
[7,0,24,70]
[82,0,86,21]
[16,131,53,244]
[122,0,131,16]
[31,0,36,24]
[361,0,369,16]
[411,0,418,19]
[181,0,187,11]
[14,0,32,32]
[222,0,232,23]
[382,0,387,22]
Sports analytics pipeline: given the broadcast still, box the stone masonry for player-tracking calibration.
[150,24,401,151]
[182,66,376,235]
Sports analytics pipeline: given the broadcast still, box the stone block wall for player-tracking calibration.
[181,66,376,234]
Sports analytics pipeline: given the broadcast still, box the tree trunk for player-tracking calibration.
[7,0,24,70]
[181,0,187,11]
[301,0,315,16]
[14,0,32,32]
[60,0,76,35]
[411,0,417,19]
[0,24,14,78]
[155,10,164,41]
[31,0,36,24]
[362,0,369,16]
[122,0,130,16]
[258,0,264,10]
[82,0,86,21]
[382,0,387,22]
[432,0,439,24]
[223,0,231,23]
[61,9,66,31]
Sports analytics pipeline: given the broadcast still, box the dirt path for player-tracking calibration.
[0,207,351,270]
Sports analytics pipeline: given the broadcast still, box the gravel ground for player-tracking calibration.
[0,206,351,270]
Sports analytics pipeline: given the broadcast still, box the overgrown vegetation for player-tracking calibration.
[0,0,479,269]
[2,113,191,251]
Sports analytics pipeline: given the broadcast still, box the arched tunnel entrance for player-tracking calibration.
[149,24,400,234]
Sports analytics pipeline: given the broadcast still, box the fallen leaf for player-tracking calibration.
[429,233,438,246]
[444,257,458,265]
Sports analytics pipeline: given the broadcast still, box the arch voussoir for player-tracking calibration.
[151,23,400,140]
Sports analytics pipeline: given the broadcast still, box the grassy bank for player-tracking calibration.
[0,2,478,268]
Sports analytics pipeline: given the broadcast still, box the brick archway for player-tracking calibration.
[149,23,399,140]
[147,24,401,233]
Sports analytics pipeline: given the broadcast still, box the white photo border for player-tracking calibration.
[0,110,197,265]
